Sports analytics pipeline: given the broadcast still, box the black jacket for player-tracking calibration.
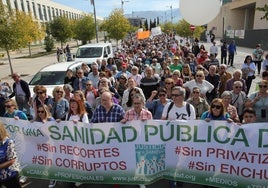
[9,79,31,99]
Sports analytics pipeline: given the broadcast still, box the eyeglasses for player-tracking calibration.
[37,110,45,114]
[235,86,242,89]
[211,105,222,109]
[165,82,172,85]
[244,115,254,118]
[5,105,13,108]
[158,94,166,97]
[56,91,63,94]
[37,91,44,94]
[171,94,182,97]
[133,102,141,105]
[259,85,267,88]
[196,75,203,77]
[193,91,199,94]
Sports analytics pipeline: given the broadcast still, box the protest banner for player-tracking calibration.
[1,118,267,187]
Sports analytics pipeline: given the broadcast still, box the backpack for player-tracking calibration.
[166,102,191,119]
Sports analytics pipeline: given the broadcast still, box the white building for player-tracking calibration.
[1,0,84,22]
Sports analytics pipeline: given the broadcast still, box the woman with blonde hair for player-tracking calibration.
[3,99,28,120]
[34,104,55,123]
[201,98,232,122]
[172,70,183,87]
[0,121,21,188]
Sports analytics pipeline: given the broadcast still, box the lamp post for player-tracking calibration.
[90,0,98,43]
[121,0,129,12]
[170,5,173,23]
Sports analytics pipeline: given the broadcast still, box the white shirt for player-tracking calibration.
[162,102,196,120]
[183,80,214,96]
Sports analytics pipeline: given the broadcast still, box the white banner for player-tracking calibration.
[1,118,267,187]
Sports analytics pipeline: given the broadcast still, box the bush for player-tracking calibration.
[44,36,54,52]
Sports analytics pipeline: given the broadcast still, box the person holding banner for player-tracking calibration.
[3,99,28,120]
[0,121,21,188]
[200,98,232,122]
[120,93,151,188]
[91,91,125,123]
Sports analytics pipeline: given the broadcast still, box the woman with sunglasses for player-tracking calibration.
[3,99,28,120]
[47,86,69,120]
[32,105,56,188]
[164,78,175,99]
[245,80,268,122]
[200,98,232,122]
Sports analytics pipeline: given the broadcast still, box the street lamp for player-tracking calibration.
[170,5,173,23]
[90,0,99,43]
[121,0,129,12]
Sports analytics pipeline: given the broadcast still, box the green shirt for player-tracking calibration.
[169,63,182,72]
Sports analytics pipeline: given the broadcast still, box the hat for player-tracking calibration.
[122,63,127,67]
[173,56,179,60]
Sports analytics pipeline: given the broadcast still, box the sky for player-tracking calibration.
[52,0,180,18]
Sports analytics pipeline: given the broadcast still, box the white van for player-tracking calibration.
[74,43,113,65]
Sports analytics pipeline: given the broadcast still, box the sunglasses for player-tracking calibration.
[5,105,13,108]
[235,86,242,89]
[37,91,44,94]
[196,75,203,77]
[259,85,267,88]
[211,105,222,110]
[133,102,141,105]
[37,110,45,114]
[165,82,172,85]
[171,94,181,97]
[86,84,92,86]
[56,91,63,94]
[193,91,200,94]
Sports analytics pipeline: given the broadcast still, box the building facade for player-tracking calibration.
[1,0,84,22]
[207,0,268,49]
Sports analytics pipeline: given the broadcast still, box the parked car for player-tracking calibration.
[74,43,113,65]
[28,61,82,96]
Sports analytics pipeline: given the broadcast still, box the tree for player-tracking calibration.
[73,14,95,45]
[100,9,131,46]
[48,16,72,48]
[15,11,45,56]
[174,19,205,39]
[160,22,174,34]
[0,3,45,75]
[256,4,268,20]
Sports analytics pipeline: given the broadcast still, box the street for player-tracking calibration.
[0,40,266,188]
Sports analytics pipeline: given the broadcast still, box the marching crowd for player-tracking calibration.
[0,32,268,188]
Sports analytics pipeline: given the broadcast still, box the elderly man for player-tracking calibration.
[9,72,31,115]
[161,86,196,120]
[91,91,125,123]
[140,66,160,100]
[87,64,100,89]
[73,68,89,92]
[225,69,247,94]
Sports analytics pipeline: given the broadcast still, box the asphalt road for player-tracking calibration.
[0,40,266,188]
